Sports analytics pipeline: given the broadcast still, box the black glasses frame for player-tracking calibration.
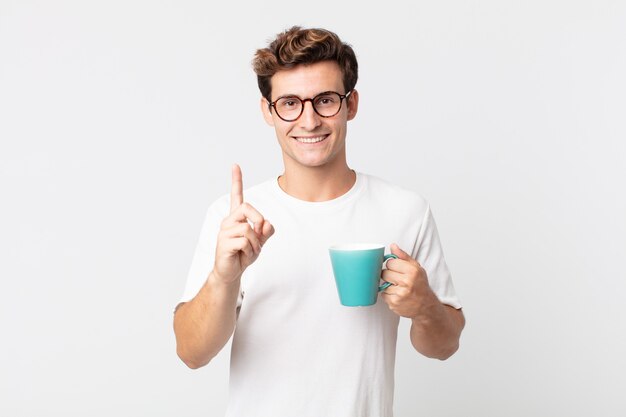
[268,90,353,122]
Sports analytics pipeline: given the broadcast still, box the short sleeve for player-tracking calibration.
[411,205,462,309]
[177,196,244,308]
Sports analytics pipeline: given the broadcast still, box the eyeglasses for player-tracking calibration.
[268,90,352,122]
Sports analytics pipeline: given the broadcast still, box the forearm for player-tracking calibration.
[409,295,465,360]
[173,271,240,369]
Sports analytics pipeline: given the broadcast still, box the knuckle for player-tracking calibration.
[218,228,231,240]
[244,231,256,242]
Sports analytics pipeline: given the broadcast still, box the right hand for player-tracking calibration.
[213,164,275,284]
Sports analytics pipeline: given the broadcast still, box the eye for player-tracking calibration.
[315,94,337,106]
[278,98,300,108]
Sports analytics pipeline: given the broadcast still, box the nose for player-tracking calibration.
[297,100,322,130]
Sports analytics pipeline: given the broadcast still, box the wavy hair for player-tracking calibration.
[252,26,358,101]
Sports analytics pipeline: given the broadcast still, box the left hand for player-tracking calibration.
[380,243,436,318]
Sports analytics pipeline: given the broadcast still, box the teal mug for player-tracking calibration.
[328,244,398,307]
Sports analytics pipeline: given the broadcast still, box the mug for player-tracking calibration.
[328,244,398,307]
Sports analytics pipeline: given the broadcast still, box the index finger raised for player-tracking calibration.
[230,164,244,213]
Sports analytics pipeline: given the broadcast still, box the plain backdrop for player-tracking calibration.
[1,1,625,416]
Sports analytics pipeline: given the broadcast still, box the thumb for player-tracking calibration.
[390,243,411,261]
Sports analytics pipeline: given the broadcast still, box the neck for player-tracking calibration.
[278,162,356,202]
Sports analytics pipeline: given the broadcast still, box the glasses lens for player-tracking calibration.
[313,92,342,117]
[275,97,302,121]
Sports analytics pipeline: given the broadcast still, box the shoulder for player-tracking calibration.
[360,172,429,211]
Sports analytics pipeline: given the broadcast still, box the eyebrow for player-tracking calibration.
[274,90,337,101]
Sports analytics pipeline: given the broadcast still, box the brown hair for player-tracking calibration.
[252,26,358,101]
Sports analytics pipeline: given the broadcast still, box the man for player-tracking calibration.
[174,26,464,417]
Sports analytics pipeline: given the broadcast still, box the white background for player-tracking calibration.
[1,1,625,416]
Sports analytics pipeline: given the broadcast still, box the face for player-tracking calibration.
[261,60,359,171]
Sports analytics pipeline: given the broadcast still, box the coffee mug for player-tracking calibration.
[328,244,398,307]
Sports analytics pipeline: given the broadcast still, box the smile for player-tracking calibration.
[293,135,329,144]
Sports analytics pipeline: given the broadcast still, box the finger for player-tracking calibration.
[259,220,275,245]
[382,281,411,296]
[381,269,406,286]
[384,258,415,274]
[230,164,244,213]
[225,237,254,259]
[381,289,401,299]
[224,202,265,228]
[390,244,421,269]
[390,243,414,262]
[225,223,262,253]
[380,292,391,305]
[253,220,262,236]
[380,292,400,308]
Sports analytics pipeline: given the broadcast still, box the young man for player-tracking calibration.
[174,26,464,417]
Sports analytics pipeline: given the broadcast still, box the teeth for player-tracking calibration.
[295,136,327,143]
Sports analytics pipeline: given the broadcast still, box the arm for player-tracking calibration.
[174,165,274,369]
[381,244,465,360]
[409,298,465,360]
[173,272,241,369]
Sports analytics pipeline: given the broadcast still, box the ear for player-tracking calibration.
[346,89,359,121]
[260,97,275,127]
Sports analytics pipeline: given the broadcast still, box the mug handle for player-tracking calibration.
[378,254,398,292]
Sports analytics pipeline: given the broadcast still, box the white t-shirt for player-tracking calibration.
[180,172,462,417]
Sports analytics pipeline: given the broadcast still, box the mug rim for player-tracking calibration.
[328,243,386,251]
